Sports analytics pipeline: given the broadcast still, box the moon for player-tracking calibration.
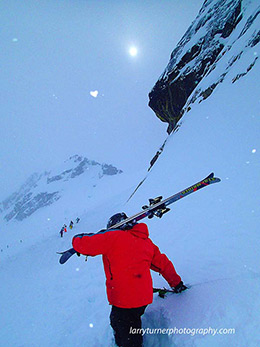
[129,46,138,57]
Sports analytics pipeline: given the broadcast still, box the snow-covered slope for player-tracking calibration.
[133,64,260,346]
[1,65,259,346]
[1,1,260,347]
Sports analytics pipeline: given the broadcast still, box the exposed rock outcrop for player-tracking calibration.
[149,0,260,133]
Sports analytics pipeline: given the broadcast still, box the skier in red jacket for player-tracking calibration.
[72,212,187,347]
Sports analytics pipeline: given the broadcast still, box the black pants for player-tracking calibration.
[110,305,147,347]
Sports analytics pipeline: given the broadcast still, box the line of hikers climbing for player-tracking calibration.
[59,217,80,237]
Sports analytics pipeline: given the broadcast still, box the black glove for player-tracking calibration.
[173,281,188,293]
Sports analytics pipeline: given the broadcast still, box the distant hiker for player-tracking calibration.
[69,221,74,229]
[60,227,64,238]
[72,212,187,347]
[76,217,80,224]
[64,224,67,233]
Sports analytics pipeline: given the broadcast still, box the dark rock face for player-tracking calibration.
[4,192,60,222]
[46,155,122,183]
[0,155,122,222]
[148,0,259,133]
[101,164,123,176]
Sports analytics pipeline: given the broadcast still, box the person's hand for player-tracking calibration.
[173,281,188,293]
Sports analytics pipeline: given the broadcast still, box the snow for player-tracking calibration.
[1,1,260,347]
[1,57,259,346]
[90,90,99,98]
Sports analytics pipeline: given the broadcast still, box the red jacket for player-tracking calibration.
[72,223,181,308]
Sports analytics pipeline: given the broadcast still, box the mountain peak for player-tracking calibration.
[0,155,122,222]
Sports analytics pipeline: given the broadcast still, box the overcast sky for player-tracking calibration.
[0,0,204,200]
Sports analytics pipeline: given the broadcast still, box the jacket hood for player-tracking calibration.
[129,223,149,239]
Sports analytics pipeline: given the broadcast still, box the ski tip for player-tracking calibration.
[59,256,67,265]
[57,248,77,264]
[205,172,221,182]
[206,172,214,179]
[59,252,71,264]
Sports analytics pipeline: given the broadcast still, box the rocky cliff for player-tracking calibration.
[149,0,260,133]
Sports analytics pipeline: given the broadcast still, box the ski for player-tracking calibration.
[57,248,77,264]
[57,172,220,264]
[108,172,220,226]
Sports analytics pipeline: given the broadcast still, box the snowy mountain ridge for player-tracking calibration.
[0,155,122,222]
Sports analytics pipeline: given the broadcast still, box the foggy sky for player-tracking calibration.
[0,0,204,200]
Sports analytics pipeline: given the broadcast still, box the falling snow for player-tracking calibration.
[90,90,98,98]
